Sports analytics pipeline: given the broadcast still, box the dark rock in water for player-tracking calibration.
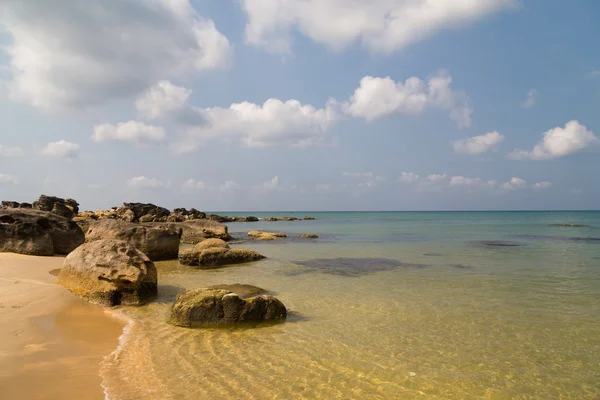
[207,214,233,223]
[56,239,157,307]
[551,223,587,227]
[291,257,430,277]
[0,208,85,256]
[206,284,267,298]
[423,253,443,257]
[300,234,319,239]
[477,240,524,247]
[85,219,181,261]
[168,288,286,328]
[116,202,170,223]
[512,234,600,244]
[303,216,316,220]
[245,216,259,222]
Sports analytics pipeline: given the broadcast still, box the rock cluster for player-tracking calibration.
[2,195,79,219]
[168,288,287,327]
[0,208,84,256]
[56,239,157,306]
[85,219,182,261]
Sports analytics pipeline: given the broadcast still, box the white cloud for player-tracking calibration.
[509,120,599,160]
[533,181,551,190]
[144,81,339,151]
[501,177,527,190]
[263,176,279,190]
[0,145,23,157]
[521,89,538,108]
[449,176,496,188]
[425,174,448,183]
[91,121,165,144]
[220,180,240,192]
[0,173,18,184]
[399,172,420,183]
[182,179,206,191]
[0,0,233,110]
[452,131,504,155]
[40,140,79,158]
[241,0,515,55]
[343,73,472,128]
[127,176,164,189]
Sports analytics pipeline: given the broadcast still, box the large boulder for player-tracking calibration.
[32,195,79,219]
[153,219,231,243]
[179,247,265,268]
[0,208,85,256]
[195,238,230,251]
[116,202,170,223]
[56,239,157,306]
[168,288,286,328]
[85,219,181,261]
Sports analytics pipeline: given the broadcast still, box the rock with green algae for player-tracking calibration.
[56,239,157,307]
[168,288,286,328]
[178,247,265,268]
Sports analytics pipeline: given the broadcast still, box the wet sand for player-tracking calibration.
[0,254,125,400]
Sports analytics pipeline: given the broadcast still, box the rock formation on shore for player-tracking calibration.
[2,195,79,219]
[0,208,85,256]
[85,219,182,261]
[168,288,287,327]
[56,239,157,307]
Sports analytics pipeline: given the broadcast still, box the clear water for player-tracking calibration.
[102,212,600,399]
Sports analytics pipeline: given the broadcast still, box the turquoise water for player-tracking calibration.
[103,212,600,399]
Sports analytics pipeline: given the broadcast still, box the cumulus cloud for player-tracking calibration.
[452,131,504,155]
[0,173,18,184]
[91,121,165,144]
[425,174,448,184]
[521,89,538,108]
[0,145,23,157]
[127,176,164,189]
[263,176,279,190]
[136,80,204,125]
[182,179,206,191]
[533,181,551,190]
[40,140,79,158]
[509,120,599,160]
[220,180,240,192]
[449,176,496,188]
[343,73,472,128]
[501,177,527,190]
[0,0,233,110]
[241,0,515,55]
[398,172,420,183]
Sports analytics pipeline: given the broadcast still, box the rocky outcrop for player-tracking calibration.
[300,234,319,239]
[0,209,85,256]
[56,239,157,306]
[303,216,316,220]
[165,219,232,243]
[168,288,286,328]
[248,231,287,240]
[85,219,181,261]
[179,247,265,268]
[116,203,170,223]
[31,195,79,219]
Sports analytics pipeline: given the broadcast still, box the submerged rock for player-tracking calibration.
[179,247,265,268]
[0,208,85,256]
[168,288,286,328]
[56,239,157,307]
[300,234,319,239]
[248,231,287,240]
[85,219,181,261]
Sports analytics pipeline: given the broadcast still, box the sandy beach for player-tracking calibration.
[0,254,125,400]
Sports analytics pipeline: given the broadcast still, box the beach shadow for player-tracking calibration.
[287,257,431,277]
[154,284,186,304]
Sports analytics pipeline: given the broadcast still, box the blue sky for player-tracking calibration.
[0,0,599,211]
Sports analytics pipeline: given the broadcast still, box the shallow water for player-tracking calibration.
[103,211,600,399]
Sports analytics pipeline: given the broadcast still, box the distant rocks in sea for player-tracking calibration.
[248,230,287,240]
[300,234,319,239]
[168,287,287,328]
[56,239,157,307]
[0,208,84,256]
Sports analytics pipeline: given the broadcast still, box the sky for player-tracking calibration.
[0,0,599,211]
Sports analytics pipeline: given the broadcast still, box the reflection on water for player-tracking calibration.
[101,212,600,399]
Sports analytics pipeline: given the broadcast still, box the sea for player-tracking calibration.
[100,211,600,399]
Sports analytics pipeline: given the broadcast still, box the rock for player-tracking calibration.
[281,216,298,221]
[32,195,79,219]
[0,208,85,256]
[168,288,286,328]
[56,239,157,307]
[195,238,230,251]
[206,284,267,297]
[188,208,206,220]
[85,219,181,261]
[303,216,316,220]
[166,214,183,222]
[266,217,278,222]
[248,231,287,240]
[1,201,20,209]
[300,234,319,239]
[179,247,265,268]
[207,214,233,223]
[116,202,170,223]
[175,219,231,243]
[19,203,32,209]
[245,216,259,222]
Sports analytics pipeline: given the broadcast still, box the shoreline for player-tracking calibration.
[0,253,125,400]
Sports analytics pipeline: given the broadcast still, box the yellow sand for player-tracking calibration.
[0,253,124,400]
